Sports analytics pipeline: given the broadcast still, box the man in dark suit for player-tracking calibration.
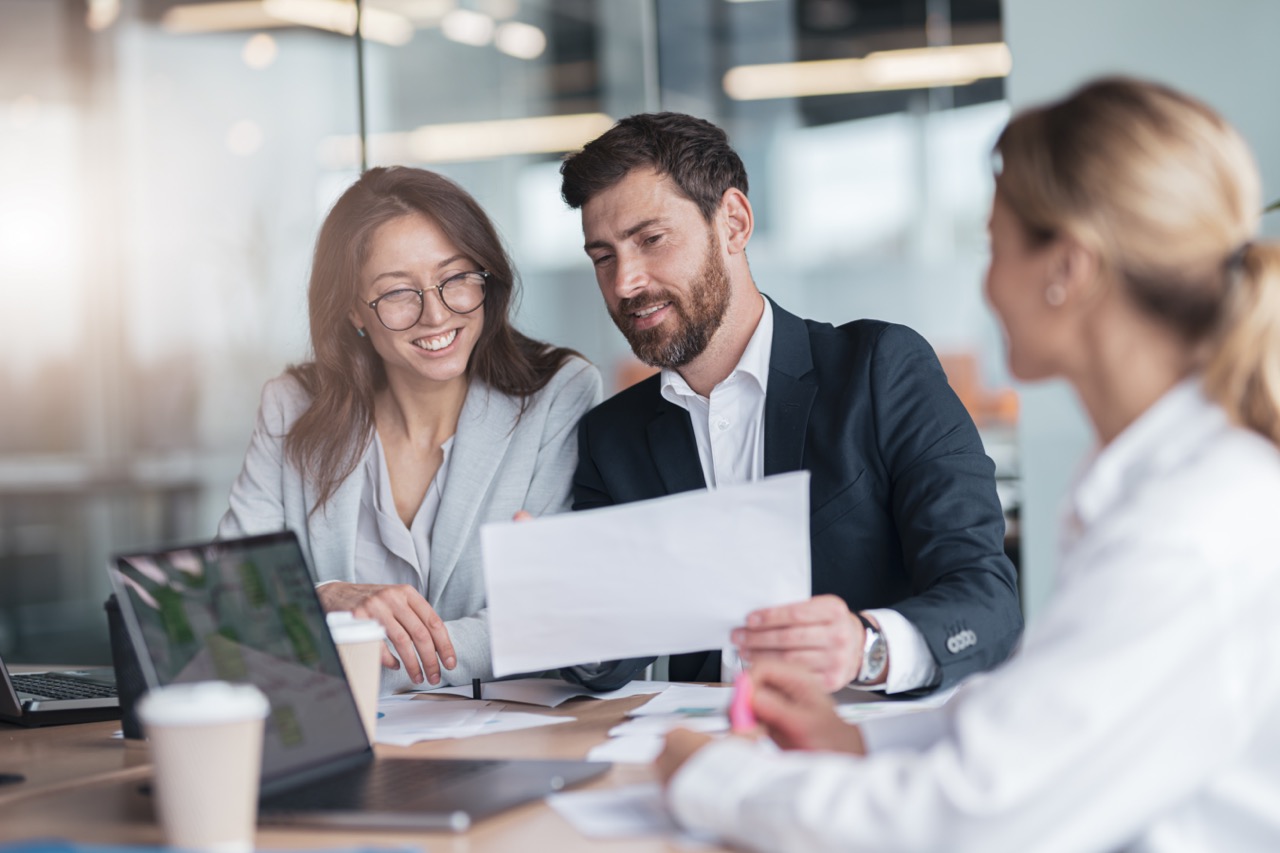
[560,113,1021,694]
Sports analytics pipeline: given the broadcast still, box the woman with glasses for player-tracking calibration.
[657,77,1280,851]
[219,167,601,692]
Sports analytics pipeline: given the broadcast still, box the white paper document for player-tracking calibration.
[834,685,958,723]
[373,695,574,746]
[609,714,729,737]
[586,734,666,764]
[414,677,670,708]
[548,783,716,845]
[628,684,734,717]
[482,472,812,676]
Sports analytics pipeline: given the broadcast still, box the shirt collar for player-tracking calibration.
[1070,378,1226,528]
[660,296,773,404]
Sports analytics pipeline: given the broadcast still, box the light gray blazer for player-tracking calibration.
[217,356,602,691]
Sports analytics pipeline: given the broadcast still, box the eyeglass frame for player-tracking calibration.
[364,269,490,331]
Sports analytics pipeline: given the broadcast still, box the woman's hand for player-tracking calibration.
[751,665,865,754]
[656,728,716,786]
[316,582,456,685]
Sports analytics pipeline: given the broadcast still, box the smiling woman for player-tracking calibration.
[217,166,602,694]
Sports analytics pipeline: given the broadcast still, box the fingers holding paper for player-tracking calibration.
[316,582,457,685]
[734,594,865,691]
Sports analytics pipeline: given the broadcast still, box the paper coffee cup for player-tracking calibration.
[138,681,269,853]
[326,611,387,743]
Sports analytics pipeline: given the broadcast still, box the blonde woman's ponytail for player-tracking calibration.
[1204,240,1280,445]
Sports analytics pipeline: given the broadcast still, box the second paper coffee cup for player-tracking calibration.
[326,611,387,742]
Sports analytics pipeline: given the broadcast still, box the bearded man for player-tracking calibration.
[560,113,1022,695]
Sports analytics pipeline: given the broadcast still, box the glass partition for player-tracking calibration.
[0,0,1015,665]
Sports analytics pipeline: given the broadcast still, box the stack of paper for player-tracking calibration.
[547,783,716,845]
[415,677,669,708]
[373,695,574,747]
[834,685,958,723]
[585,685,734,763]
[627,684,733,716]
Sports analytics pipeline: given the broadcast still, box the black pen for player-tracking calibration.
[472,678,482,700]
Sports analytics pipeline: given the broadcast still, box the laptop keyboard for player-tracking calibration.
[12,673,117,701]
[266,758,502,812]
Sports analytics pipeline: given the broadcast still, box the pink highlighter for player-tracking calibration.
[729,672,757,732]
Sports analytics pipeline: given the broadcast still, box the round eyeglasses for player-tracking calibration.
[365,270,489,331]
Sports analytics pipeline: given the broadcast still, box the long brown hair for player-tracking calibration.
[287,166,579,512]
[995,77,1280,445]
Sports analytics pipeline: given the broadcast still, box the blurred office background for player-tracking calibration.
[0,0,1275,665]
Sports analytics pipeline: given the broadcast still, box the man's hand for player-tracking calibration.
[751,665,866,754]
[656,728,716,786]
[316,582,456,685]
[734,594,872,691]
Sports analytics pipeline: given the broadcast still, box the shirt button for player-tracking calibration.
[716,418,730,430]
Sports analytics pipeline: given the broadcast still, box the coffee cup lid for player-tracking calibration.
[138,681,270,727]
[326,611,386,643]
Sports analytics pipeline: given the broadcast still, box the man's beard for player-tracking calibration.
[609,237,731,369]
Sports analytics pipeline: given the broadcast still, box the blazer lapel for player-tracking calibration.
[646,398,707,494]
[763,298,817,475]
[304,440,371,584]
[428,380,517,602]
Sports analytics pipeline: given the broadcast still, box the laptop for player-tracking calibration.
[107,531,609,832]
[0,651,119,728]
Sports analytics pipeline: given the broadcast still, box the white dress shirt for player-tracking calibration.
[661,298,938,693]
[669,379,1280,852]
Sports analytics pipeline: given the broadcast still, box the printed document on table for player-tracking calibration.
[373,695,574,746]
[548,783,717,845]
[414,677,670,708]
[481,472,811,676]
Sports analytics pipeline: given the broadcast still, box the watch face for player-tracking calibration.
[865,636,888,679]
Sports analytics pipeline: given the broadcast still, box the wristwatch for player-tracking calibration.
[853,612,887,685]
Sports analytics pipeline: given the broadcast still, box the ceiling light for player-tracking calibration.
[161,2,286,33]
[441,8,494,46]
[386,0,455,24]
[242,33,279,69]
[723,42,1012,101]
[264,0,414,45]
[85,0,121,31]
[478,0,519,19]
[495,21,545,60]
[319,112,615,167]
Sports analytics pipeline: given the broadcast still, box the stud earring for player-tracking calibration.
[1045,283,1067,307]
[356,327,367,338]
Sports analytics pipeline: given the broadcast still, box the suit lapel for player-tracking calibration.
[763,299,817,475]
[428,380,517,602]
[304,440,371,583]
[646,397,707,494]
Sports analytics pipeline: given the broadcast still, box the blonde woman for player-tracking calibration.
[658,77,1280,852]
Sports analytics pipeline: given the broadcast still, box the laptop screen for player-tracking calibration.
[108,532,369,780]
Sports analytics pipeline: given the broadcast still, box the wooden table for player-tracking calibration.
[0,691,724,851]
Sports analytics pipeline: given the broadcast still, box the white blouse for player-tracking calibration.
[669,380,1280,852]
[351,432,455,594]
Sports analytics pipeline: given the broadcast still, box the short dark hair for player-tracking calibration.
[560,112,748,221]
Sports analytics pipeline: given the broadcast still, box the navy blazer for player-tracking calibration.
[571,299,1022,690]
